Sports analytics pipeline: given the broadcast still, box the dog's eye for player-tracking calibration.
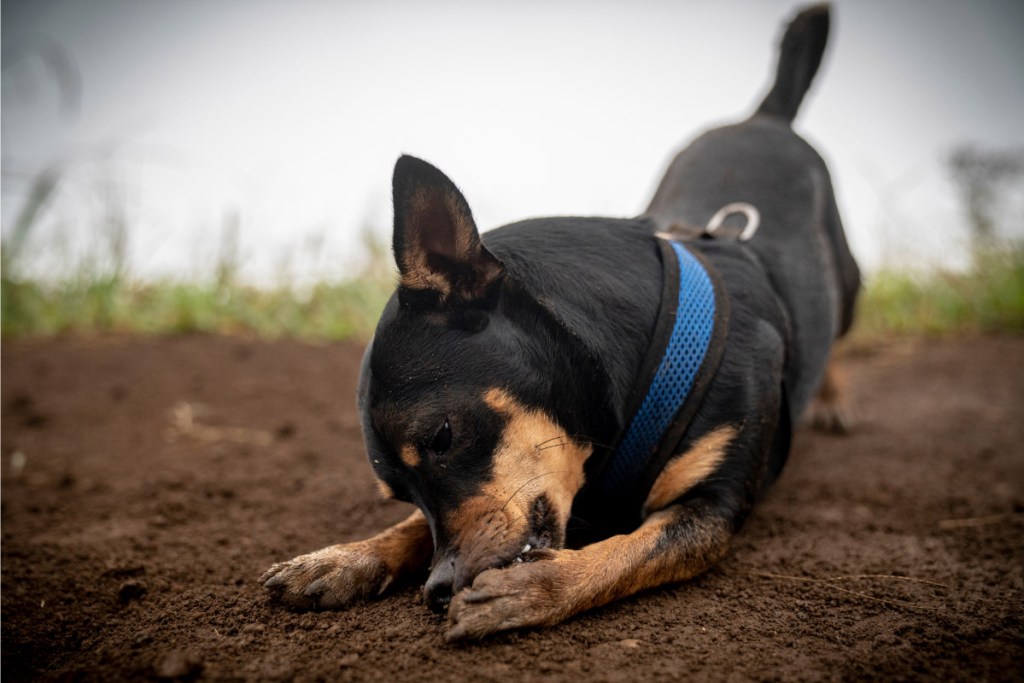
[428,418,452,455]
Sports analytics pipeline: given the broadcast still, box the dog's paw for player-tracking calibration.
[445,557,572,641]
[805,397,855,435]
[260,543,393,610]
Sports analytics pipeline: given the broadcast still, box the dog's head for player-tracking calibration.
[358,156,593,612]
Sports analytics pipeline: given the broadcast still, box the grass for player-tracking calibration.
[851,246,1024,342]
[1,273,394,341]
[2,246,1022,343]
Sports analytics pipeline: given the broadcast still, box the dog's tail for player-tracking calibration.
[755,4,830,123]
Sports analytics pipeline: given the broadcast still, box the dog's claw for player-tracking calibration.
[258,563,285,585]
[260,543,392,610]
[445,557,569,641]
[303,578,326,597]
[458,588,502,605]
[261,572,286,589]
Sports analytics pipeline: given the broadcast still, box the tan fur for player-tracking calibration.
[398,187,468,297]
[643,425,737,515]
[806,356,853,433]
[445,388,591,562]
[371,510,433,578]
[446,504,731,640]
[376,479,395,500]
[400,443,421,468]
[260,510,432,609]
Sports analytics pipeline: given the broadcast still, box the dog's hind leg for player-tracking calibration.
[805,355,854,434]
[261,510,432,610]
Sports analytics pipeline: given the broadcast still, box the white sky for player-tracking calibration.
[3,0,1023,285]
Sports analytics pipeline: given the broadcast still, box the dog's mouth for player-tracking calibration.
[475,537,554,581]
[424,493,565,612]
[462,494,562,574]
[513,542,535,564]
[511,538,554,565]
[505,494,562,566]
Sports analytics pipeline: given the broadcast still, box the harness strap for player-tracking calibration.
[595,238,730,516]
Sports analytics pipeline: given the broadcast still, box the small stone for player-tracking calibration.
[339,653,359,668]
[132,630,153,647]
[153,649,203,681]
[10,451,26,477]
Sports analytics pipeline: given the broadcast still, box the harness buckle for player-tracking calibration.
[706,202,761,241]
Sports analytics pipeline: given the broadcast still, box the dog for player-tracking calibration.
[261,4,860,640]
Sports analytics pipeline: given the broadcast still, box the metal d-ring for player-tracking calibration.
[706,202,761,241]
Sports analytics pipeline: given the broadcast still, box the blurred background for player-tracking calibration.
[2,0,1022,339]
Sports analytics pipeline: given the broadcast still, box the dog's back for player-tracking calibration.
[263,5,863,639]
[645,5,859,417]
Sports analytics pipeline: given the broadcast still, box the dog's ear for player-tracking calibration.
[392,155,504,305]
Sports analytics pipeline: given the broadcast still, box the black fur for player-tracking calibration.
[757,3,830,121]
[266,4,859,632]
[359,3,858,604]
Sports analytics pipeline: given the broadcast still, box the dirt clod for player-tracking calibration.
[153,649,203,681]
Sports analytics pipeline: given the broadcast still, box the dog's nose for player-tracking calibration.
[424,557,455,614]
[424,580,452,614]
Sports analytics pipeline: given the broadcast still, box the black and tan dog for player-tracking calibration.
[261,4,859,640]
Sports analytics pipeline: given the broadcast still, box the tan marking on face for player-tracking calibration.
[643,425,737,515]
[400,443,421,468]
[376,479,395,500]
[446,388,592,558]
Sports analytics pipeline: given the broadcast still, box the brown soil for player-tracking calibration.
[2,335,1022,682]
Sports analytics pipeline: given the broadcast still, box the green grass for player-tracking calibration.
[2,246,1023,342]
[1,274,394,341]
[852,246,1024,341]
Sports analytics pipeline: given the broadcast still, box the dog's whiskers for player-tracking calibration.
[499,469,572,513]
[534,433,613,452]
[534,434,571,448]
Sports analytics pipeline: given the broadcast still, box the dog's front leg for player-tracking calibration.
[446,502,731,640]
[261,510,432,609]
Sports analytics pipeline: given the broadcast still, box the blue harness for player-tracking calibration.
[594,238,728,513]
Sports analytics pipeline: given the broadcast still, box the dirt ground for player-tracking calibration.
[2,334,1022,681]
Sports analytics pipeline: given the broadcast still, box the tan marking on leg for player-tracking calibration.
[555,506,730,611]
[371,509,433,579]
[446,504,731,639]
[261,510,432,609]
[643,425,737,515]
[400,443,421,468]
[806,356,854,434]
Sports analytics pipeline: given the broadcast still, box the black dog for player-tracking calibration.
[261,4,859,640]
